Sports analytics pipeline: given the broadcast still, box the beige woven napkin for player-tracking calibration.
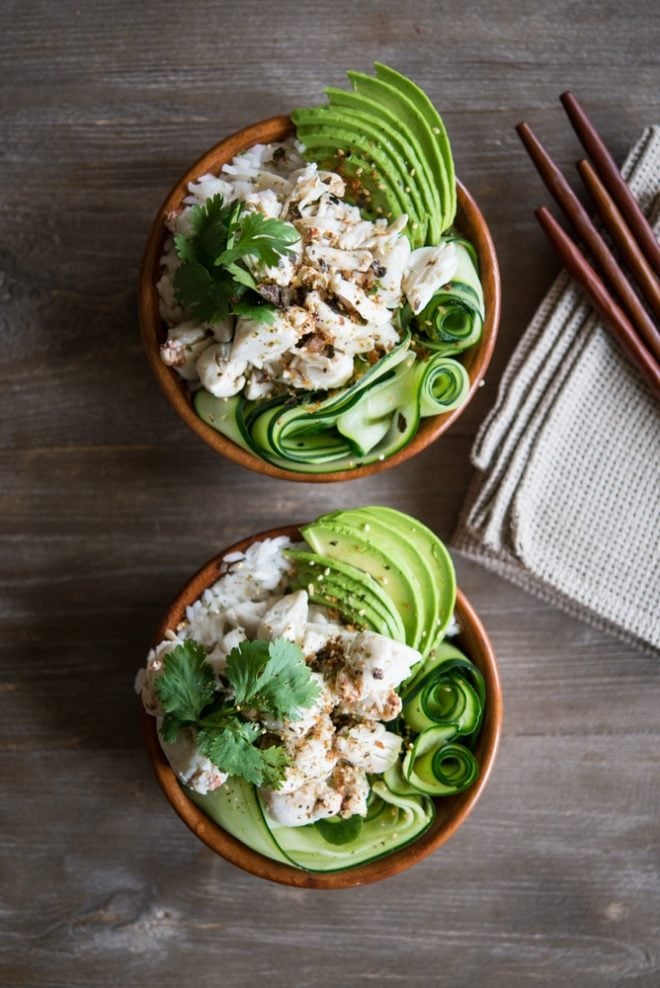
[453,127,660,655]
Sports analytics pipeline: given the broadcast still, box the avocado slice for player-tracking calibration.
[361,506,456,648]
[299,144,404,227]
[318,508,434,652]
[324,86,441,243]
[318,95,437,238]
[292,108,427,246]
[300,519,424,648]
[286,549,406,642]
[347,68,454,233]
[292,569,397,638]
[373,63,456,226]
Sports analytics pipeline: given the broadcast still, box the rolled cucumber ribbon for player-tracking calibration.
[402,641,485,738]
[416,352,470,415]
[413,238,485,355]
[405,736,480,795]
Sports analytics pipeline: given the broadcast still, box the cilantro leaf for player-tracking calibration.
[171,194,298,327]
[226,637,320,721]
[197,717,290,787]
[215,211,300,268]
[153,635,316,790]
[187,195,233,267]
[259,744,292,789]
[155,641,215,725]
[231,297,276,324]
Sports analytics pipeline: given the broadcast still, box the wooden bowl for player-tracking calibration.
[141,524,503,888]
[139,116,501,482]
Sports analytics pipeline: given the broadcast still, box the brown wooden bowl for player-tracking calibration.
[139,116,501,482]
[140,524,503,888]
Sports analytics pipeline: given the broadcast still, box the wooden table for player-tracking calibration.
[2,1,658,984]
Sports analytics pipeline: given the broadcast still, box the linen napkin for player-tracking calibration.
[453,127,660,655]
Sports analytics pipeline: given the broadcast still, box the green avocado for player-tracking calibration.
[324,85,441,243]
[317,508,435,652]
[293,108,427,246]
[372,63,456,227]
[300,515,426,650]
[286,548,406,642]
[361,506,456,650]
[320,92,439,239]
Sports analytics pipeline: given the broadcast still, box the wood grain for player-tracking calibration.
[1,0,659,985]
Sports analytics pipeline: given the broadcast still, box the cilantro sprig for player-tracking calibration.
[172,195,300,326]
[154,637,319,789]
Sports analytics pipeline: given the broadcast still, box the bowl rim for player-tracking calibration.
[139,115,501,483]
[140,523,503,888]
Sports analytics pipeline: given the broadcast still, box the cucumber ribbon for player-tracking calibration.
[413,238,485,354]
[195,332,470,473]
[395,642,485,797]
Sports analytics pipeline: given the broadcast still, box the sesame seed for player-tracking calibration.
[308,583,315,595]
[432,126,440,134]
[410,168,416,177]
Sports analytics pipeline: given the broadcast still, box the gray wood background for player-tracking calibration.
[1,1,658,985]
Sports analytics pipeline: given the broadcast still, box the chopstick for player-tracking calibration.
[576,158,660,321]
[560,91,660,276]
[516,122,660,363]
[536,207,660,396]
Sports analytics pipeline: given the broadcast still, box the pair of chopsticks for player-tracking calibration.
[516,94,660,396]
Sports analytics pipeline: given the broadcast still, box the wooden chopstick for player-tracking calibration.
[577,158,660,322]
[536,207,660,396]
[560,91,660,277]
[516,122,660,363]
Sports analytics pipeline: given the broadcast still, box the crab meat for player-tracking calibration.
[257,589,309,645]
[402,241,459,315]
[160,322,214,380]
[336,631,421,721]
[230,311,307,369]
[159,728,227,795]
[195,343,247,398]
[261,775,343,826]
[336,721,402,774]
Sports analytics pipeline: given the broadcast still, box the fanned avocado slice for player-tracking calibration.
[347,68,454,233]
[286,548,406,642]
[319,508,433,653]
[292,110,427,246]
[373,63,456,226]
[360,506,456,649]
[324,85,441,243]
[300,519,424,648]
[300,145,404,227]
[304,105,428,236]
[293,573,393,638]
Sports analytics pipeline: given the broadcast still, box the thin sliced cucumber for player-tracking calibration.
[414,238,484,354]
[187,777,291,865]
[404,731,479,796]
[259,782,434,872]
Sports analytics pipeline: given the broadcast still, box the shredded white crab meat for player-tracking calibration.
[137,537,423,825]
[158,139,460,402]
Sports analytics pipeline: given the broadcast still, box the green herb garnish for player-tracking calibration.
[154,637,319,788]
[172,195,300,325]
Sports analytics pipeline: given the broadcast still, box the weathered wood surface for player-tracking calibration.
[1,1,658,984]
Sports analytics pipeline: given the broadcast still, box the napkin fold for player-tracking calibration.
[453,127,660,655]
